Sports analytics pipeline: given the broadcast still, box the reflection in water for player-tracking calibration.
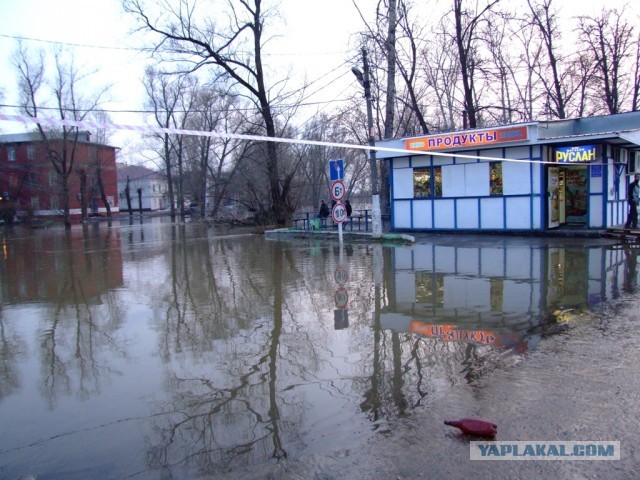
[0,221,635,479]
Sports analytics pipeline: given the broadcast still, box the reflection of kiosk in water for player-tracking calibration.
[381,240,633,351]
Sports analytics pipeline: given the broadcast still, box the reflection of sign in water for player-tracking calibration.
[333,258,349,329]
[334,265,349,285]
[408,321,529,352]
[334,309,349,329]
[410,321,499,346]
[334,288,349,308]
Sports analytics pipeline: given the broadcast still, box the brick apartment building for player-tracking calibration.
[0,132,119,222]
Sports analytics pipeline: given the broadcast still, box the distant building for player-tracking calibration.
[0,131,119,220]
[117,164,169,211]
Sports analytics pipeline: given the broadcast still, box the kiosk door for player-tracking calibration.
[548,167,560,229]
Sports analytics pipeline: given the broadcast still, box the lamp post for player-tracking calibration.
[352,48,383,239]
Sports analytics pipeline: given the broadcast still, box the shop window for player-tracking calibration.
[413,166,442,198]
[490,162,503,196]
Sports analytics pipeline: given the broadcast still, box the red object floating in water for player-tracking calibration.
[444,418,497,437]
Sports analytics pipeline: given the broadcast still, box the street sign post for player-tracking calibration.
[332,201,347,244]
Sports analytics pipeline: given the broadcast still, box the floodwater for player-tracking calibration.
[0,218,639,479]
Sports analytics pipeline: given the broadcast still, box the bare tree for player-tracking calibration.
[453,0,500,128]
[395,0,430,135]
[124,0,296,225]
[382,0,398,141]
[143,67,194,220]
[527,0,570,119]
[504,12,545,121]
[578,7,635,114]
[13,43,108,228]
[633,34,640,111]
[182,86,253,219]
[90,111,115,220]
[422,21,462,132]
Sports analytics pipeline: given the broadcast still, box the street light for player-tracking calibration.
[352,49,383,239]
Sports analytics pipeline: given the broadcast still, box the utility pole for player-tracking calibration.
[352,48,383,239]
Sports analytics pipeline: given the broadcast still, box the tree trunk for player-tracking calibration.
[62,173,71,229]
[79,168,88,222]
[454,0,478,129]
[97,170,111,219]
[137,188,143,215]
[125,176,133,216]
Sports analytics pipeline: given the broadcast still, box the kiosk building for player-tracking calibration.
[376,112,640,232]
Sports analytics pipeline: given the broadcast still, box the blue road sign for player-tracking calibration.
[329,159,344,181]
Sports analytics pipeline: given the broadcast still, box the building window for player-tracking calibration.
[490,162,503,196]
[27,172,37,187]
[31,197,39,210]
[27,145,35,160]
[8,147,16,161]
[414,167,442,198]
[51,195,59,210]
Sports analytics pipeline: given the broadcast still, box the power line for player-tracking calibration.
[0,33,137,51]
[0,97,354,116]
[0,33,357,59]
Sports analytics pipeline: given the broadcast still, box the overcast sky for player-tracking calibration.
[0,0,638,157]
[0,0,378,137]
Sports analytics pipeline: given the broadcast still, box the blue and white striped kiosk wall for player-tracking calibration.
[375,114,640,233]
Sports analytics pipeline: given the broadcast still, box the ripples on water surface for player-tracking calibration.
[0,218,638,479]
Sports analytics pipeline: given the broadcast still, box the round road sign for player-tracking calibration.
[332,202,347,223]
[334,288,349,308]
[334,265,349,285]
[331,180,346,202]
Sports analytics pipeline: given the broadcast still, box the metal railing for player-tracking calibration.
[291,209,371,232]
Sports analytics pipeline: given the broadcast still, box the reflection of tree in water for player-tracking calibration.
[146,236,509,475]
[359,330,491,423]
[148,237,311,475]
[357,248,517,425]
[39,228,126,407]
[623,246,639,293]
[0,309,26,401]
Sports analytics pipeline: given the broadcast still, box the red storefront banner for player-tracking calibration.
[405,125,529,152]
